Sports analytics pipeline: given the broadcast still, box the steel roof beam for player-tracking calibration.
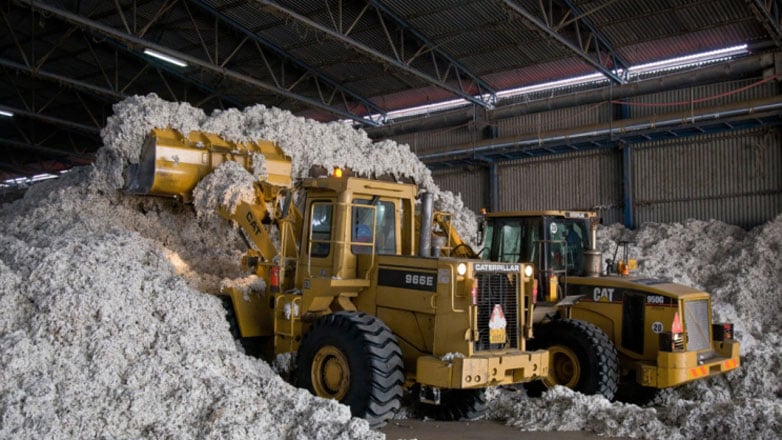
[97,37,245,109]
[368,52,774,139]
[0,58,126,101]
[561,0,629,73]
[255,0,495,108]
[0,138,95,160]
[503,0,627,83]
[749,0,782,47]
[0,104,102,135]
[367,0,497,100]
[421,95,782,167]
[190,0,387,123]
[18,0,383,126]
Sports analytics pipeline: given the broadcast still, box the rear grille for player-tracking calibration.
[475,272,519,351]
[684,299,711,351]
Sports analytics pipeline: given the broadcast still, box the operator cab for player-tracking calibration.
[479,210,594,303]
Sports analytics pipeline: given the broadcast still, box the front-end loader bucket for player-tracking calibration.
[125,128,292,201]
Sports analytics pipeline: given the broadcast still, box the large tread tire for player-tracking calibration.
[415,388,487,421]
[615,378,661,406]
[295,311,404,428]
[220,297,241,340]
[526,319,619,400]
[221,297,274,360]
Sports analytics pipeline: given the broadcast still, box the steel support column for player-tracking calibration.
[489,161,500,212]
[621,143,635,229]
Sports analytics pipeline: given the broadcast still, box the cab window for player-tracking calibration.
[352,199,396,255]
[544,218,589,274]
[374,202,396,254]
[498,222,523,263]
[310,202,333,257]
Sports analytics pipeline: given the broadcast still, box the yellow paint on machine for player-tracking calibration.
[642,342,740,387]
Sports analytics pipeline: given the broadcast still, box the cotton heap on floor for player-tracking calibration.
[0,94,779,439]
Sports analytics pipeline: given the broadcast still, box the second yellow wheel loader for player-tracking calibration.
[475,210,740,403]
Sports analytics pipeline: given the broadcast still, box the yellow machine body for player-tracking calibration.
[127,128,549,396]
[565,276,740,388]
[478,209,740,390]
[126,128,292,201]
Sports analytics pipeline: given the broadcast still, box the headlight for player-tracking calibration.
[457,263,467,276]
[524,265,534,277]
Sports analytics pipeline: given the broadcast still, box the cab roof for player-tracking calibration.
[484,210,597,220]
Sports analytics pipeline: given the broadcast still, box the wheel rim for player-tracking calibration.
[311,345,350,400]
[544,345,580,388]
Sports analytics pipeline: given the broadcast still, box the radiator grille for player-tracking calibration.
[475,272,519,351]
[684,299,711,351]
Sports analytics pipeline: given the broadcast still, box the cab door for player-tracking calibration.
[621,292,645,354]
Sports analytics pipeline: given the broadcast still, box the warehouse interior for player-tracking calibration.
[1,0,780,227]
[1,1,781,439]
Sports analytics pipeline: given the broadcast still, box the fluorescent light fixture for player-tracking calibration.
[496,72,607,99]
[354,44,750,125]
[385,98,468,120]
[0,110,13,117]
[143,49,188,67]
[1,169,71,188]
[629,44,748,76]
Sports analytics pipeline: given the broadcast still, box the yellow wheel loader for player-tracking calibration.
[125,128,549,427]
[475,210,740,403]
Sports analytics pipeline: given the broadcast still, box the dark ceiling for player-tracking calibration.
[0,0,779,184]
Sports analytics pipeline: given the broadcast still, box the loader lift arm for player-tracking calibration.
[431,211,478,258]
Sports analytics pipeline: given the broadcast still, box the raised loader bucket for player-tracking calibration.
[124,128,292,201]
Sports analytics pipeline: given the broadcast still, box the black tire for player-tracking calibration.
[295,312,404,428]
[525,319,619,400]
[220,297,241,340]
[415,388,487,421]
[221,297,274,361]
[615,377,661,406]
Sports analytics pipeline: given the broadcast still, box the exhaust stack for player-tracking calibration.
[418,192,434,257]
[584,219,602,277]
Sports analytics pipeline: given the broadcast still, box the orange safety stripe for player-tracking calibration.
[722,358,738,370]
[688,365,708,378]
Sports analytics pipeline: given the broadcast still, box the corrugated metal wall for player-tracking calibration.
[633,127,782,227]
[628,78,777,118]
[392,125,475,155]
[496,102,612,137]
[409,78,782,228]
[431,149,624,224]
[431,166,488,214]
[431,126,782,228]
[498,149,625,225]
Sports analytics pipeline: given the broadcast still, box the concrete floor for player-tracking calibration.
[380,419,616,440]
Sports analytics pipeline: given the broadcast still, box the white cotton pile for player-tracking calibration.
[489,215,782,439]
[0,94,406,439]
[4,92,778,439]
[192,161,260,220]
[0,178,379,439]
